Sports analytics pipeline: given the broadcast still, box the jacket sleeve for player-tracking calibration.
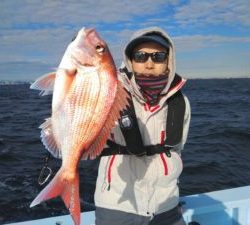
[174,95,191,154]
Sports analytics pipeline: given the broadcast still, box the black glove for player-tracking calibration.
[100,140,127,156]
[106,140,121,149]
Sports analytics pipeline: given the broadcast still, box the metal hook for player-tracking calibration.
[38,166,52,185]
[38,153,52,185]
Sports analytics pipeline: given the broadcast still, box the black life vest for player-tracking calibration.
[101,74,186,157]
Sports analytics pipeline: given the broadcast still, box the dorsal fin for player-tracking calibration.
[82,81,130,160]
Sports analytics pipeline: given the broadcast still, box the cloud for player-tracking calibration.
[0,61,53,81]
[174,0,250,27]
[0,28,72,64]
[175,34,250,78]
[0,0,250,80]
[0,0,174,65]
[0,0,170,28]
[174,35,250,52]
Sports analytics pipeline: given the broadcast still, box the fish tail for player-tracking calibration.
[30,168,81,225]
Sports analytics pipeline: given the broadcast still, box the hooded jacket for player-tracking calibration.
[94,27,191,217]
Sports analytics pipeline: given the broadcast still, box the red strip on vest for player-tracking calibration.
[160,153,168,175]
[149,105,160,112]
[108,155,116,184]
[160,130,165,145]
[144,103,160,113]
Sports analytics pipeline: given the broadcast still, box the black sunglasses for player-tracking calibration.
[132,51,168,63]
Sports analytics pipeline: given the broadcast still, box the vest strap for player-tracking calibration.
[101,141,172,157]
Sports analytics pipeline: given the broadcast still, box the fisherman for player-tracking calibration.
[94,27,191,225]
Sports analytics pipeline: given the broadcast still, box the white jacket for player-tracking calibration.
[94,27,191,217]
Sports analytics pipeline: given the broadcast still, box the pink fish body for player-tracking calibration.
[30,28,129,225]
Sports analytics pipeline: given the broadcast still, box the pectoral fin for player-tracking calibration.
[30,72,56,96]
[39,118,61,158]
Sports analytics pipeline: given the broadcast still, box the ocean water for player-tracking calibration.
[0,78,250,224]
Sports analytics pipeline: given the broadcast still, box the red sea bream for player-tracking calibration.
[29,27,129,225]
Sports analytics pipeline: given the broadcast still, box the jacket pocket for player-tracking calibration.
[157,152,183,187]
[99,155,116,192]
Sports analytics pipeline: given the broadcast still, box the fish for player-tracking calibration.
[29,27,129,225]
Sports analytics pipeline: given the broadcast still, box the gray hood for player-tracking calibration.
[120,27,177,101]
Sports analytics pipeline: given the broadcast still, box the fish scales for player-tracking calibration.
[68,73,100,145]
[68,71,113,151]
[83,71,116,138]
[56,72,97,157]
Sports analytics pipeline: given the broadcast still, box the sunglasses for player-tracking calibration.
[132,51,168,63]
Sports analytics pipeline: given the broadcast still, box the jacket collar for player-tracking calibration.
[119,70,186,107]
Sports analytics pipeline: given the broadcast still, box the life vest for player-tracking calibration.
[101,74,186,157]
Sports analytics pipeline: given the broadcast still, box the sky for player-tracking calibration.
[0,0,250,81]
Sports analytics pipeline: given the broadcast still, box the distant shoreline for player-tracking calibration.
[0,77,250,85]
[0,81,32,85]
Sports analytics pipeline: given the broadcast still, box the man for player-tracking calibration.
[94,27,191,225]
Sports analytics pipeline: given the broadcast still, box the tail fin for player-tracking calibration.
[30,168,81,225]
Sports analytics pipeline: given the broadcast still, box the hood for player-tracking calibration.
[120,27,182,102]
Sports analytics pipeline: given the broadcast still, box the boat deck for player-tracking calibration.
[5,185,250,225]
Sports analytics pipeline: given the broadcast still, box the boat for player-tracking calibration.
[5,185,250,225]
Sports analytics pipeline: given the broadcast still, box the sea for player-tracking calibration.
[0,78,250,224]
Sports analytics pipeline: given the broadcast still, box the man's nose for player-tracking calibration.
[145,57,154,69]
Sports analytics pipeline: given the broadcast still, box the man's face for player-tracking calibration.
[131,42,169,77]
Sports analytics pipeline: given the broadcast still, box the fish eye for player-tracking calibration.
[96,45,105,53]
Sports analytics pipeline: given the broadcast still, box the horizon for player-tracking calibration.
[0,0,250,81]
[1,76,250,84]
